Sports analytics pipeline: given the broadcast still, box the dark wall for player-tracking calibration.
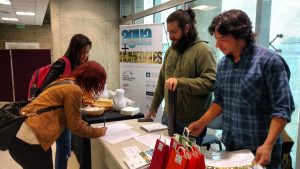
[0,49,51,101]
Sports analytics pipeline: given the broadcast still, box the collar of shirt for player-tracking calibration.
[225,43,255,68]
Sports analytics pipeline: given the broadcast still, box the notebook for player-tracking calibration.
[140,123,168,133]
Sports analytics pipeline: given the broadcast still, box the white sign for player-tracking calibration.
[119,24,163,121]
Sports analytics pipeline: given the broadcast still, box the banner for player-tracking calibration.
[120,24,163,121]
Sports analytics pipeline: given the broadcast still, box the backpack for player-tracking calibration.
[27,56,71,99]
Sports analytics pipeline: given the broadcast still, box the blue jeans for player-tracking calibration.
[55,128,71,169]
[161,113,207,145]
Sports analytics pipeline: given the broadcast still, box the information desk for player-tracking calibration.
[71,110,144,169]
[90,119,168,169]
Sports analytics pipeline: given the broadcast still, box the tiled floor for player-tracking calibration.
[0,144,79,169]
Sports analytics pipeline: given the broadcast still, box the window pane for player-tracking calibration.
[186,0,257,59]
[134,0,172,14]
[121,0,133,18]
[134,6,180,56]
[270,0,300,167]
[135,0,153,13]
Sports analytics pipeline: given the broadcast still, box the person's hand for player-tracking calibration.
[145,111,156,119]
[165,78,178,91]
[253,143,273,166]
[188,121,205,137]
[98,127,107,136]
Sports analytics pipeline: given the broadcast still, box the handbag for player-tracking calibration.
[0,102,63,151]
[0,80,72,151]
[0,102,28,151]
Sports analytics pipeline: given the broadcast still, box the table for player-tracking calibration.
[90,119,168,169]
[71,110,144,169]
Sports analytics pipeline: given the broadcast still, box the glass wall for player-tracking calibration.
[120,0,133,18]
[121,0,172,17]
[270,0,300,167]
[134,6,180,56]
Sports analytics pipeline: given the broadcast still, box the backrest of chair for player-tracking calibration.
[207,114,223,130]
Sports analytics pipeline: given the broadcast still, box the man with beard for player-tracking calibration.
[145,8,217,145]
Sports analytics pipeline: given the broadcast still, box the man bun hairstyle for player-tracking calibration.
[167,8,198,41]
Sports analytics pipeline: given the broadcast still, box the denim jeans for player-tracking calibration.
[55,128,71,169]
[161,113,207,146]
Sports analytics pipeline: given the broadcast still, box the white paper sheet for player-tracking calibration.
[123,146,141,156]
[101,129,141,144]
[205,149,255,167]
[93,122,133,135]
[135,134,170,149]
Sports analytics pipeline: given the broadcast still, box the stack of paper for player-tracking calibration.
[120,107,140,116]
[140,123,168,133]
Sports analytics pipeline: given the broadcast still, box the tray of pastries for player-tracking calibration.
[81,106,105,116]
[93,98,113,111]
[82,92,95,105]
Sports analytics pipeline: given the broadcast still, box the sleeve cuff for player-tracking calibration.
[271,113,291,123]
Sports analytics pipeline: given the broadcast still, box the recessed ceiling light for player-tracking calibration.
[1,17,18,21]
[192,5,217,11]
[0,0,11,5]
[16,12,35,16]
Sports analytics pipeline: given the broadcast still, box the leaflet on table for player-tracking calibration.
[204,149,258,168]
[123,146,151,169]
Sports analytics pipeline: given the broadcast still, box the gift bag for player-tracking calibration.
[149,137,170,169]
[166,146,187,169]
[184,144,199,169]
[192,145,205,169]
[173,127,196,147]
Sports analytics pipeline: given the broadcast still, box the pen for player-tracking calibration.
[104,116,106,127]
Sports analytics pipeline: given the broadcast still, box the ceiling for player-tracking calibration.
[0,0,49,25]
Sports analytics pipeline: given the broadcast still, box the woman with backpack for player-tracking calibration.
[9,61,107,169]
[28,34,92,169]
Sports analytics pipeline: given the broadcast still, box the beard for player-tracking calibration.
[171,33,194,54]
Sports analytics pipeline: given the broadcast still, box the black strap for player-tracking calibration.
[43,79,75,92]
[30,80,74,115]
[168,89,177,136]
[36,105,63,114]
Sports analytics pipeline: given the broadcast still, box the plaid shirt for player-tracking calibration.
[213,44,294,151]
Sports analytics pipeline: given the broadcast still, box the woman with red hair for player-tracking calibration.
[8,61,107,169]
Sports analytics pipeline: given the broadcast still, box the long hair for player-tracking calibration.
[70,61,106,94]
[64,34,92,69]
[166,8,198,43]
[208,9,255,44]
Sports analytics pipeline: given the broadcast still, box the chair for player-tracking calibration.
[201,114,223,151]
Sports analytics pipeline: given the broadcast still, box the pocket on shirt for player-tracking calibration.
[240,73,263,103]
